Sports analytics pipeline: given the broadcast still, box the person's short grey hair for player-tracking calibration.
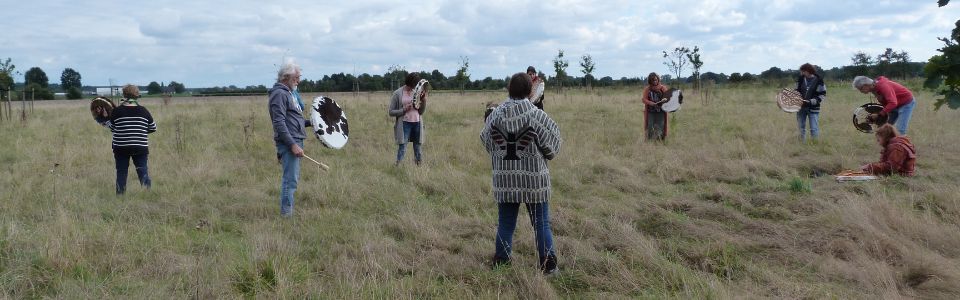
[852,76,874,89]
[277,62,301,82]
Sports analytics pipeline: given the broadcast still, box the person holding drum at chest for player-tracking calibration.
[641,72,670,141]
[795,63,827,142]
[481,72,562,275]
[99,84,157,195]
[852,75,917,135]
[527,66,545,110]
[268,62,306,217]
[388,73,428,166]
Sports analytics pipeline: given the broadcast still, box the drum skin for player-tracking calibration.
[310,96,349,149]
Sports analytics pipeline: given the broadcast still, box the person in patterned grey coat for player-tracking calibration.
[481,72,562,275]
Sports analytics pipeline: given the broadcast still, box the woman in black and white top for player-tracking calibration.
[100,84,157,194]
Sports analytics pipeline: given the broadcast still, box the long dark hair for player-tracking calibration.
[647,72,660,86]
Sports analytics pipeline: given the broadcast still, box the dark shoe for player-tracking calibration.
[540,255,558,275]
[491,256,511,269]
[415,160,422,166]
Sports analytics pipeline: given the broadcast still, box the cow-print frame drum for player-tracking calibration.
[852,102,887,133]
[661,88,683,112]
[310,96,349,149]
[90,96,115,124]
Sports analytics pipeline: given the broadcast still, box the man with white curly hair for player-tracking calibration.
[268,62,306,217]
[852,75,917,135]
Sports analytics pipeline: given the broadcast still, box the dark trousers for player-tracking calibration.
[115,152,151,194]
[494,202,555,262]
[645,110,668,141]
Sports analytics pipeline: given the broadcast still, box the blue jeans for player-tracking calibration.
[115,152,150,194]
[494,202,555,262]
[796,108,820,142]
[276,139,303,216]
[397,121,422,162]
[887,99,916,135]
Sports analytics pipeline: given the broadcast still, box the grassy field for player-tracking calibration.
[1,84,959,298]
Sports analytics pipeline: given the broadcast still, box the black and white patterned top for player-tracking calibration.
[481,98,562,203]
[105,104,157,155]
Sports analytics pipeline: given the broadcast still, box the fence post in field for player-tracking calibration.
[6,90,11,120]
[22,91,27,118]
[31,87,34,113]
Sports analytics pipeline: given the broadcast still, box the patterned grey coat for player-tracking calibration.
[480,98,562,203]
[388,87,427,145]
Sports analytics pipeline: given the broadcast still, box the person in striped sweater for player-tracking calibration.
[481,72,562,275]
[99,84,157,195]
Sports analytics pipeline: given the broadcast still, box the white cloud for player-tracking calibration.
[0,0,958,87]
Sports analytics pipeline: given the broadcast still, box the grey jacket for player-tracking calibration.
[387,87,427,144]
[268,82,306,146]
[481,98,562,203]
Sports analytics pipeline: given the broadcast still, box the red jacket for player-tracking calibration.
[873,76,914,115]
[866,136,916,176]
[642,84,669,107]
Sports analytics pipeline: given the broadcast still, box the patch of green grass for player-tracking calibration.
[786,177,812,194]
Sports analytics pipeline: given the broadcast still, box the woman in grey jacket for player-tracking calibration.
[481,72,562,275]
[388,73,427,165]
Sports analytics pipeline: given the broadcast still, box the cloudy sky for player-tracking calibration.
[2,0,957,88]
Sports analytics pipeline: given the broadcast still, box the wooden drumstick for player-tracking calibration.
[302,154,330,171]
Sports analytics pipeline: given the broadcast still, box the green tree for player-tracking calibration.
[729,72,743,83]
[579,53,595,88]
[147,81,162,94]
[663,47,691,85]
[0,72,11,93]
[455,56,470,94]
[24,67,49,88]
[0,58,15,92]
[60,68,82,93]
[168,81,186,93]
[851,51,874,76]
[552,50,569,92]
[66,87,83,99]
[386,65,405,91]
[24,83,54,100]
[892,50,911,78]
[924,0,960,109]
[686,46,704,89]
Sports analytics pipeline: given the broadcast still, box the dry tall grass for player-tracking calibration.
[1,85,958,298]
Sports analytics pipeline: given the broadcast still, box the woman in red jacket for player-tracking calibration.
[861,124,916,176]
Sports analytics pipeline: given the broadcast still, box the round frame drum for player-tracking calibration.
[661,88,683,112]
[90,97,115,123]
[310,96,349,149]
[852,103,887,133]
[777,89,803,113]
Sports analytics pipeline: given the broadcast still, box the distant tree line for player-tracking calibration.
[0,47,932,100]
